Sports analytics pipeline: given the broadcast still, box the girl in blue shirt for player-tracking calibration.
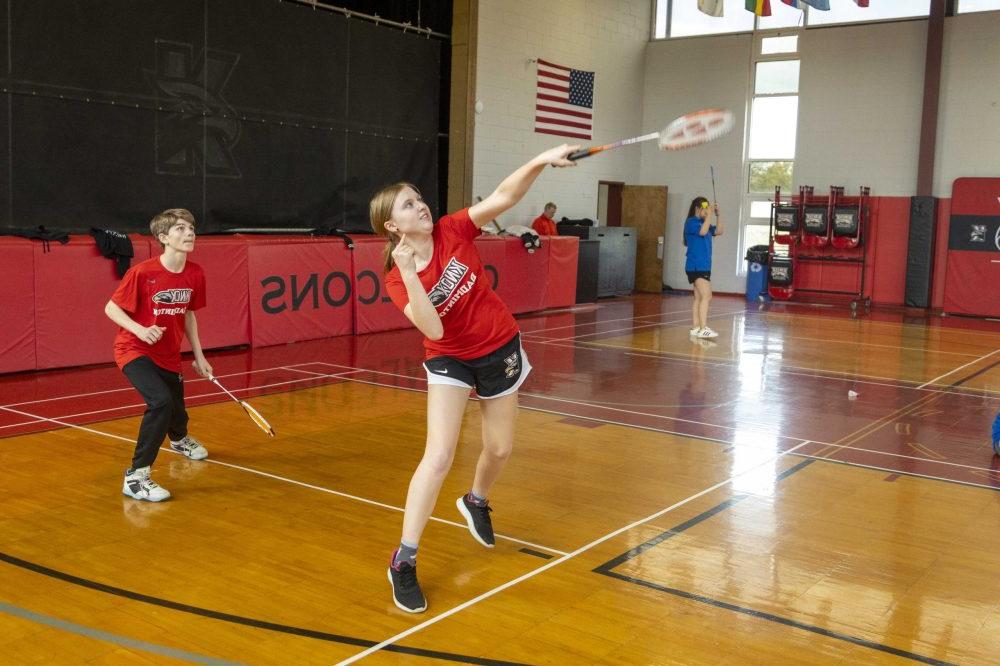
[683,196,723,339]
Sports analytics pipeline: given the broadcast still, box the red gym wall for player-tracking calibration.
[0,235,579,375]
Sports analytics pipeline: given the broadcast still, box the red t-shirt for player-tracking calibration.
[531,215,557,236]
[111,256,207,372]
[385,208,518,360]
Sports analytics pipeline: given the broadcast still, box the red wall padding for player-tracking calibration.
[6,232,579,375]
[944,250,1000,316]
[868,196,909,305]
[151,236,250,350]
[544,236,579,309]
[943,178,1000,316]
[506,240,549,314]
[247,238,353,346]
[0,238,36,373]
[473,236,552,315]
[349,237,411,335]
[34,234,152,369]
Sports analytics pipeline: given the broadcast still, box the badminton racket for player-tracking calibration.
[710,165,718,204]
[568,108,734,161]
[208,375,275,437]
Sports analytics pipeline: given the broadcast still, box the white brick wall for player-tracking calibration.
[640,33,753,294]
[473,0,650,227]
[795,20,927,197]
[935,11,1000,197]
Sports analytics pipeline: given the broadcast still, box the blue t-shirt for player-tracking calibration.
[684,216,716,272]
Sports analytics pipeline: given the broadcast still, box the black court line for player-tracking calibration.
[949,356,1000,388]
[518,548,554,560]
[0,552,527,666]
[592,459,955,665]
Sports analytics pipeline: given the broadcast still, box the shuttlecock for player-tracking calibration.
[847,390,859,399]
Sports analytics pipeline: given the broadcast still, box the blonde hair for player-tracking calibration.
[369,182,420,273]
[150,208,196,246]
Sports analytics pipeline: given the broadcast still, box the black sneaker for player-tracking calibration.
[456,494,495,548]
[387,550,427,613]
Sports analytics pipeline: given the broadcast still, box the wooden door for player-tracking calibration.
[623,185,668,293]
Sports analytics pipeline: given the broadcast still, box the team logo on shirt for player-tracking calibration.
[427,258,471,307]
[152,289,193,304]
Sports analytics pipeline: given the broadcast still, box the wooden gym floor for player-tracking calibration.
[1,293,999,664]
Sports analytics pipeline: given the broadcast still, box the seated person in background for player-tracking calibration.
[531,202,558,236]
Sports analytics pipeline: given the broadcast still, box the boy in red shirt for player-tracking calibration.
[372,145,577,613]
[104,209,213,502]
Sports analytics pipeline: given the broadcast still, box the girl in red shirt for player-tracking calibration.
[374,144,578,613]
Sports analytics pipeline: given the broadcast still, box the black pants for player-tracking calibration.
[122,356,189,470]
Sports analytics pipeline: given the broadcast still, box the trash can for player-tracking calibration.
[745,245,770,302]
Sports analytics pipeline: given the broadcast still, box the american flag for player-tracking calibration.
[534,59,593,141]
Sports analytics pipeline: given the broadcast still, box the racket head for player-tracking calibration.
[658,108,734,151]
[241,400,275,437]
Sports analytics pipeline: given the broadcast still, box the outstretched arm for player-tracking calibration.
[469,144,578,229]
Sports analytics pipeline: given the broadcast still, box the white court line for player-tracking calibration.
[916,348,1000,389]
[534,336,1000,398]
[539,308,748,343]
[755,309,1000,342]
[0,361,326,409]
[519,307,694,338]
[336,438,816,664]
[299,364,1000,478]
[9,357,994,479]
[0,371,354,431]
[0,399,567,557]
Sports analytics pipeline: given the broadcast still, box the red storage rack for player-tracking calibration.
[767,185,872,313]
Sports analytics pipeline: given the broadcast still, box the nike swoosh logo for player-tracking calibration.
[437,369,448,374]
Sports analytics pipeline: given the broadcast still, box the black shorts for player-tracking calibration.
[423,333,532,399]
[686,271,711,284]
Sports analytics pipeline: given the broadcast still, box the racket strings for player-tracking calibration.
[241,401,275,436]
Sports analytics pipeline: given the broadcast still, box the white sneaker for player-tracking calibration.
[123,467,171,502]
[689,327,702,336]
[170,435,208,460]
[697,327,719,339]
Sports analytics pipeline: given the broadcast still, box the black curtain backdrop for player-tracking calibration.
[0,0,441,234]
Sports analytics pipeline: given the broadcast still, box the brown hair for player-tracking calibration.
[683,196,709,247]
[544,202,557,211]
[369,182,420,273]
[150,208,196,247]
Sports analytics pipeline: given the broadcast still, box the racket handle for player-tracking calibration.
[568,148,599,161]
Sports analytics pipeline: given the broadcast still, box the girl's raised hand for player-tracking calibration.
[539,144,581,168]
[391,234,417,274]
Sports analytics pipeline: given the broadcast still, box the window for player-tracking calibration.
[760,35,798,54]
[748,97,798,159]
[656,0,754,39]
[749,162,793,193]
[740,35,800,272]
[653,1,934,39]
[807,0,930,26]
[957,0,1000,12]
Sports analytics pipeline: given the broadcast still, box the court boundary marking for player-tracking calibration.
[590,459,954,666]
[1,357,996,661]
[333,439,817,663]
[0,402,567,557]
[4,361,998,491]
[0,554,526,666]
